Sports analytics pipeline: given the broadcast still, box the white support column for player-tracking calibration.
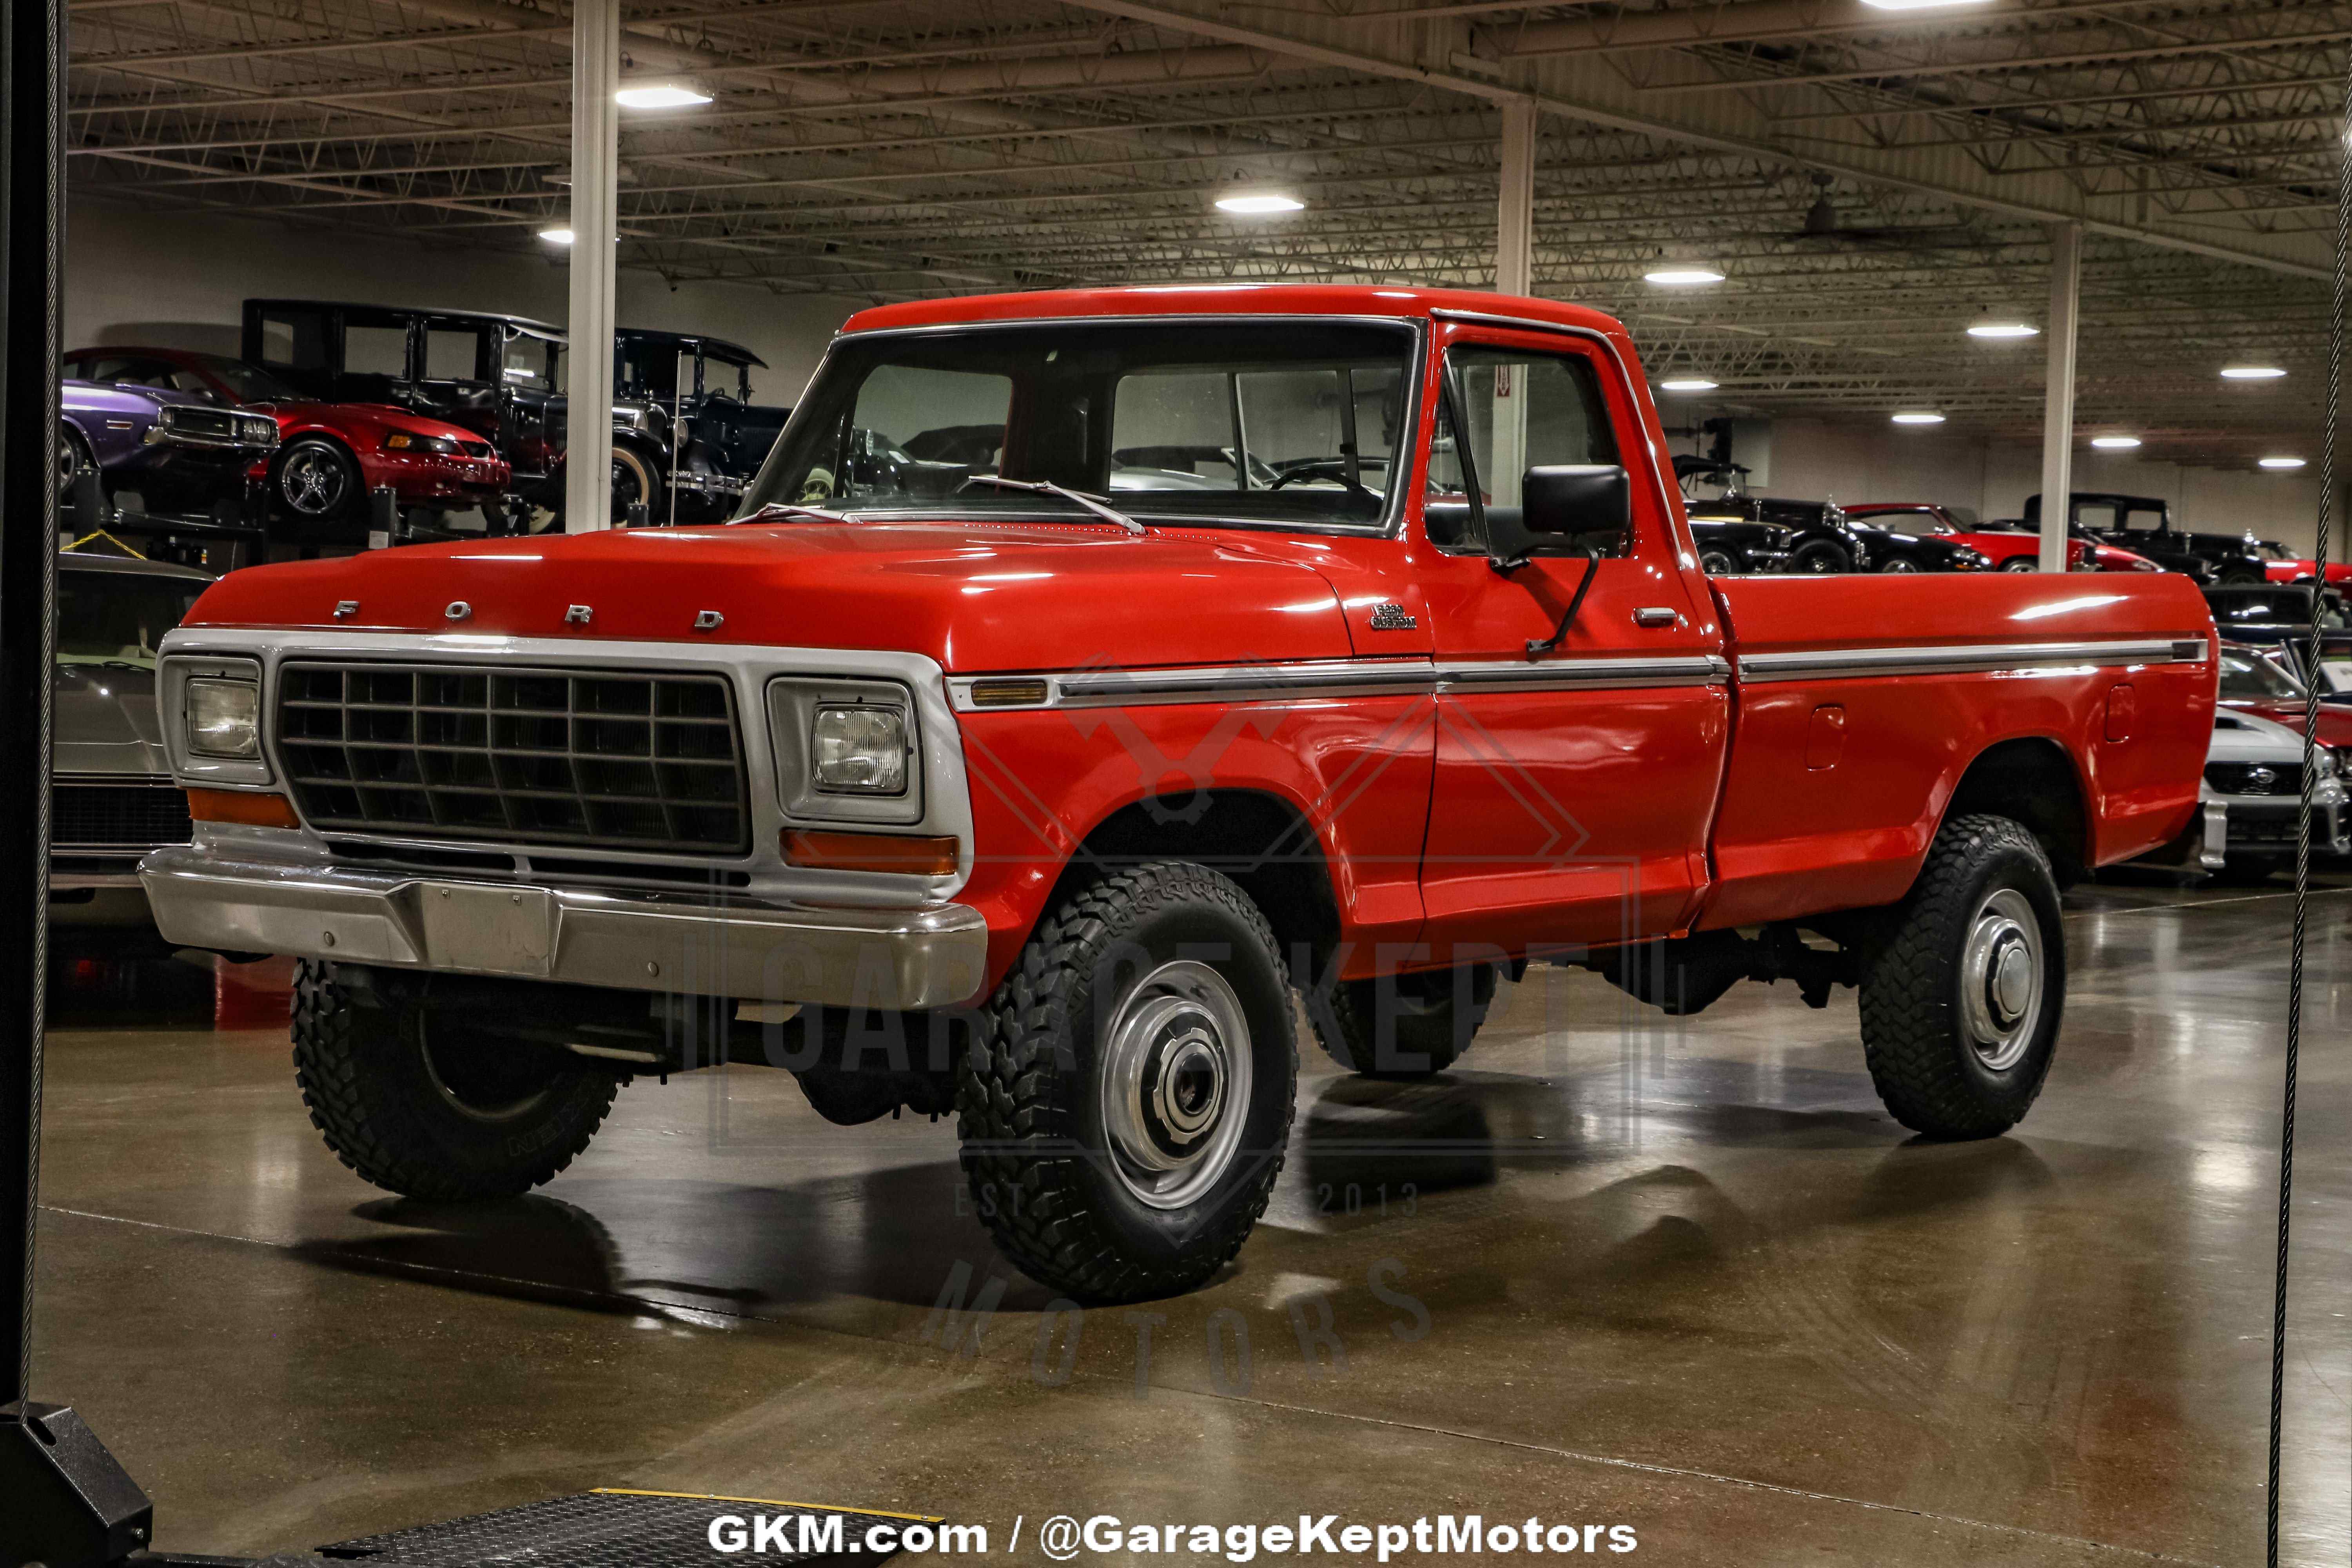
[1495,99,1535,298]
[563,0,619,532]
[2037,221,2082,572]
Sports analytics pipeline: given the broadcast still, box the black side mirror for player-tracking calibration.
[1524,464,1630,536]
[1488,464,1630,568]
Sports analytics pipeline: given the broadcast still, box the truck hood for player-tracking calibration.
[52,663,169,776]
[181,519,1357,672]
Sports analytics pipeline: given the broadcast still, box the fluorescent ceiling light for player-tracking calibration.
[2259,456,2307,470]
[1658,377,1718,392]
[1861,0,1994,8]
[615,82,711,108]
[1890,411,1945,425]
[1644,267,1725,286]
[2090,435,2141,449]
[1215,193,1305,214]
[537,227,575,244]
[2221,365,2287,380]
[1967,322,2039,339]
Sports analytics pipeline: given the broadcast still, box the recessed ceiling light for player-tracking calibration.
[1967,321,2039,339]
[1645,267,1726,286]
[1215,193,1305,214]
[615,82,711,109]
[2259,455,2307,469]
[537,227,575,244]
[1891,411,1945,425]
[2090,435,2141,449]
[1658,377,1718,392]
[2222,365,2287,380]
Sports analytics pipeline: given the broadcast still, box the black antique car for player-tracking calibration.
[1842,515,1989,573]
[1687,495,1874,574]
[2025,491,2260,584]
[614,328,793,524]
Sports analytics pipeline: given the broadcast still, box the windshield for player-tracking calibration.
[741,320,1417,530]
[2219,647,2306,702]
[199,355,303,403]
[57,568,201,671]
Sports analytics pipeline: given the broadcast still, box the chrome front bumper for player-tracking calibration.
[139,846,990,1009]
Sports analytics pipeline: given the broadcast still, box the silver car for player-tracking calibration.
[50,551,210,951]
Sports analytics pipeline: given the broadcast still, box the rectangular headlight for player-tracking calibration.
[186,677,260,759]
[811,704,909,794]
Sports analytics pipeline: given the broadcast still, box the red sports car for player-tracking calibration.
[2253,539,2352,587]
[62,346,510,538]
[1844,502,2163,573]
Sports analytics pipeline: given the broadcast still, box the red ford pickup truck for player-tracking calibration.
[142,286,2217,1302]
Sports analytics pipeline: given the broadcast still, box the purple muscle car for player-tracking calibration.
[60,377,279,517]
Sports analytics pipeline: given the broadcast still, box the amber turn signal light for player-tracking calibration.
[185,788,301,830]
[782,828,959,876]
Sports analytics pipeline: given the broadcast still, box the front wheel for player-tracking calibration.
[1697,548,1739,576]
[291,961,621,1200]
[276,437,361,523]
[1787,540,1851,574]
[955,862,1297,1302]
[1858,815,2065,1139]
[2217,566,2264,586]
[611,445,657,523]
[1999,557,2039,573]
[1878,555,1921,573]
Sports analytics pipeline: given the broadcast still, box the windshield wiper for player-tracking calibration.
[961,475,1145,535]
[733,501,853,526]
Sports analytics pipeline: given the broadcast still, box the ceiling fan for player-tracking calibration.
[1784,172,1981,247]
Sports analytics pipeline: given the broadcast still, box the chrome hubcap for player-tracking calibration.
[1100,959,1251,1210]
[1961,887,2044,1071]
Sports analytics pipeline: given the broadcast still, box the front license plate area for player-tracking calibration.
[419,882,556,977]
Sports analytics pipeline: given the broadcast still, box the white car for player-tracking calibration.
[2201,708,2348,880]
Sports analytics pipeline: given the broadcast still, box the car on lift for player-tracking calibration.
[50,549,209,954]
[2216,639,2352,749]
[613,329,793,525]
[1838,515,1989,573]
[2251,537,2352,588]
[62,345,510,545]
[2203,585,2352,704]
[59,377,279,521]
[2026,491,2268,584]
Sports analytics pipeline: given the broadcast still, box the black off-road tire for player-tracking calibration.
[1858,814,2066,1139]
[955,862,1298,1303]
[1310,965,1497,1077]
[291,960,621,1200]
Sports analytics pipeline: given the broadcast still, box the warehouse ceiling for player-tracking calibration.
[66,0,2352,465]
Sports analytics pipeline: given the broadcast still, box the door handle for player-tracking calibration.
[1632,606,1680,628]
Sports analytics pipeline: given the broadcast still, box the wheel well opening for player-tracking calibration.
[1945,738,2088,886]
[1061,790,1341,969]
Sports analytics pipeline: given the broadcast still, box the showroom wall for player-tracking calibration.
[65,200,858,405]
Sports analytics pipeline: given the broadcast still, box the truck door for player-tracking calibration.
[1414,321,1728,957]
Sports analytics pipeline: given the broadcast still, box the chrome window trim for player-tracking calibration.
[154,626,975,907]
[1735,637,2210,684]
[750,313,1428,541]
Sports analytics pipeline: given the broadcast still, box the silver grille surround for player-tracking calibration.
[276,660,753,856]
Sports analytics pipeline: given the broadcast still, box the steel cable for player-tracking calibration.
[2265,49,2348,1568]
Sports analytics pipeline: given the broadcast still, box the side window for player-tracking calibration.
[256,310,327,370]
[425,327,483,382]
[2076,502,2120,531]
[2122,506,2166,533]
[345,323,409,378]
[1438,343,1626,556]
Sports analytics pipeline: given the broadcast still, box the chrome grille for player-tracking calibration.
[276,663,750,854]
[51,780,192,850]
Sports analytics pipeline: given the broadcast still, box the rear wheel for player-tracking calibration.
[1858,815,2064,1139]
[1697,548,1739,575]
[55,424,92,505]
[955,862,1296,1302]
[2217,566,2265,586]
[1788,540,1851,574]
[1879,555,1921,573]
[291,961,620,1200]
[1310,964,1497,1077]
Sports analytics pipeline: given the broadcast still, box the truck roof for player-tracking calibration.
[840,284,1633,339]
